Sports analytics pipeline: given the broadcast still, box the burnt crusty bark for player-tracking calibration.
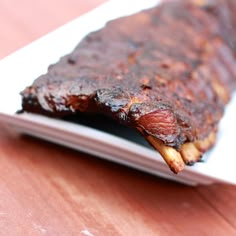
[21,0,236,173]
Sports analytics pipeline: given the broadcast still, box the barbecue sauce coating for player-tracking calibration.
[21,0,236,151]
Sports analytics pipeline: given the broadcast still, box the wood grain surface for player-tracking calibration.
[0,0,236,235]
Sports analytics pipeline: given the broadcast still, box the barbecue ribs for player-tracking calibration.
[20,0,236,173]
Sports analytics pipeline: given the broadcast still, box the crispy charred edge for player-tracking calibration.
[20,86,95,117]
[20,86,46,114]
[20,86,65,117]
[21,86,218,174]
[145,130,217,173]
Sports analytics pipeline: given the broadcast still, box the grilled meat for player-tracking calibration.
[21,0,236,173]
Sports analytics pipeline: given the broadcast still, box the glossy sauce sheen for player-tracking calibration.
[21,0,236,150]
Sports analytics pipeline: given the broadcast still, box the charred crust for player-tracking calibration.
[20,0,236,172]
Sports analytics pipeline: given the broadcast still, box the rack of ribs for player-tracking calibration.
[20,0,236,173]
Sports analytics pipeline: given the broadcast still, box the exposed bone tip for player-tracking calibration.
[195,130,216,152]
[145,129,217,174]
[180,142,202,165]
[169,159,185,174]
[146,136,185,174]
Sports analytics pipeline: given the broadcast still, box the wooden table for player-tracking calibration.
[0,1,236,235]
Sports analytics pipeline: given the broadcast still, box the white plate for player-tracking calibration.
[0,0,235,185]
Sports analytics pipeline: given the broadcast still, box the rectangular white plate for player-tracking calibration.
[0,0,235,185]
